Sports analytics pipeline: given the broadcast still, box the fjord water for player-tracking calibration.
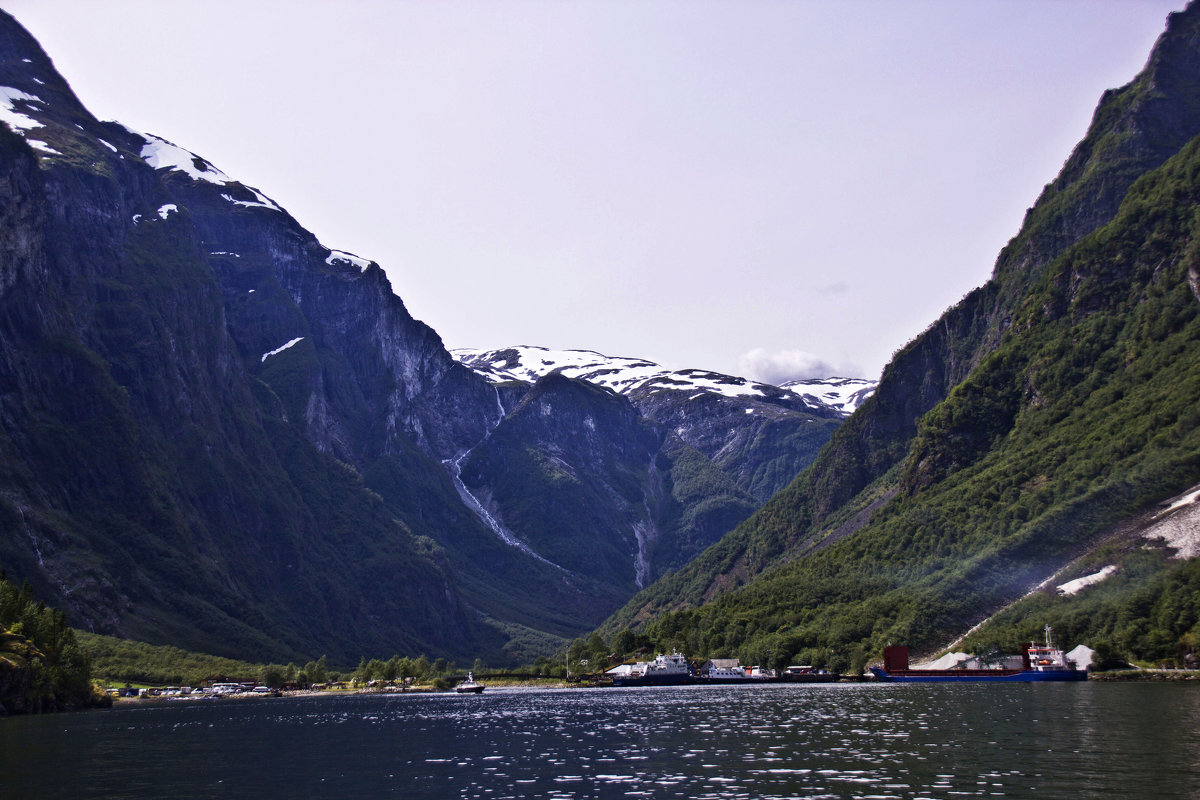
[2,683,1197,799]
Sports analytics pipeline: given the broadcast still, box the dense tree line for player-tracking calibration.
[1,574,103,713]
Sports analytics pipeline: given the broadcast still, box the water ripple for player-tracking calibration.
[2,683,1199,798]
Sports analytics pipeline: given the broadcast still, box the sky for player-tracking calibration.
[1,0,1187,382]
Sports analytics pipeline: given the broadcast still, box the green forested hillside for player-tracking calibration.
[961,551,1200,667]
[603,126,1200,674]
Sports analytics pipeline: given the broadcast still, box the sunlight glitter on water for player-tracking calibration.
[3,683,1199,799]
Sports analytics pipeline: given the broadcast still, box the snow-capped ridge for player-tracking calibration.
[124,126,282,213]
[453,345,877,415]
[781,376,878,415]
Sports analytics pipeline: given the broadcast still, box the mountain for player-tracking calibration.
[604,2,1200,670]
[446,346,869,594]
[454,346,873,503]
[453,345,874,415]
[0,10,553,665]
[779,377,876,416]
[0,11,865,666]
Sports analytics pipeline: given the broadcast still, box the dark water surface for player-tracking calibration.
[2,682,1198,799]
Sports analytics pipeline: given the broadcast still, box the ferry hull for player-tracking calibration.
[612,674,694,687]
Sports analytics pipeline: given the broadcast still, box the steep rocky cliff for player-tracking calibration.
[458,373,762,593]
[0,11,604,663]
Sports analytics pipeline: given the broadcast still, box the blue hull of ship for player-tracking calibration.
[871,667,1087,683]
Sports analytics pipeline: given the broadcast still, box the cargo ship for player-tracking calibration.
[871,626,1087,682]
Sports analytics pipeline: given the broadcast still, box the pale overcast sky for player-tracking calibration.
[1,0,1186,382]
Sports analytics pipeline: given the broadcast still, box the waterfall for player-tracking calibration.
[443,386,565,571]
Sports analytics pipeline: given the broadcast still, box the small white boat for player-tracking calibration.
[454,673,485,694]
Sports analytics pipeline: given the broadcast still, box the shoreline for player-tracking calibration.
[1088,669,1200,681]
[102,679,579,707]
[98,668,1200,709]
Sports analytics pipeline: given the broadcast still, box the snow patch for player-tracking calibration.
[98,138,118,152]
[156,204,178,220]
[138,131,231,183]
[781,377,877,414]
[261,337,304,363]
[0,86,59,155]
[220,189,280,212]
[1056,565,1117,596]
[452,345,879,417]
[325,249,372,271]
[1153,487,1200,519]
[129,127,280,210]
[1143,484,1200,558]
[209,251,241,258]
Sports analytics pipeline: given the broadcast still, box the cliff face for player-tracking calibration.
[809,4,1200,538]
[0,11,544,663]
[457,373,761,593]
[627,383,841,505]
[814,3,1200,550]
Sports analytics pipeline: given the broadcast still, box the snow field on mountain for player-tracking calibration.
[453,345,876,414]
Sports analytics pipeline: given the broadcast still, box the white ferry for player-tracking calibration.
[609,651,694,687]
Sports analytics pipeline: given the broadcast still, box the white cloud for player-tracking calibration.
[737,348,861,384]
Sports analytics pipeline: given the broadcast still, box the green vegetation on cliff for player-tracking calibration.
[962,551,1200,669]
